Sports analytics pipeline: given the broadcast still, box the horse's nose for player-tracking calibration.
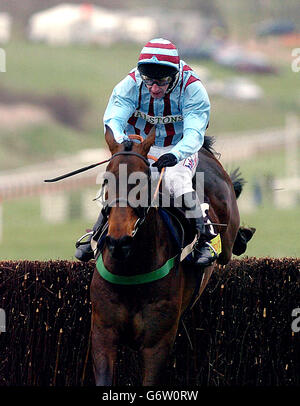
[105,235,133,260]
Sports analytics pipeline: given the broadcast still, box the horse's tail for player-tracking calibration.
[230,167,246,199]
[229,168,255,256]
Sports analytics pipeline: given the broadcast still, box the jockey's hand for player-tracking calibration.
[152,153,178,172]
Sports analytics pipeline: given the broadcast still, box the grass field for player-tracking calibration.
[239,206,300,258]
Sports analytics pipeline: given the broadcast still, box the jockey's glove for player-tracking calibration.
[152,153,178,172]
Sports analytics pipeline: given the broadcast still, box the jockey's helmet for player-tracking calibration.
[137,38,179,76]
[137,38,180,90]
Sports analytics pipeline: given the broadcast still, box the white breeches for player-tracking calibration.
[148,145,198,199]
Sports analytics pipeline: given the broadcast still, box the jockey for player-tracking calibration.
[75,38,219,267]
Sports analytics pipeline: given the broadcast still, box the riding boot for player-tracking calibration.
[74,210,106,262]
[180,191,219,267]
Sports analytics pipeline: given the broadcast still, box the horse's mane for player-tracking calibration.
[202,135,217,156]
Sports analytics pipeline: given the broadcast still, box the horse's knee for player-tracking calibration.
[232,226,255,256]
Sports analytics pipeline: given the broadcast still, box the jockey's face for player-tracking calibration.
[146,82,169,99]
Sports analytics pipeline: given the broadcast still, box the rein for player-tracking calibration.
[44,135,151,183]
[44,151,149,183]
[44,134,164,216]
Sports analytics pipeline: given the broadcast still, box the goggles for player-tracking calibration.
[141,74,173,87]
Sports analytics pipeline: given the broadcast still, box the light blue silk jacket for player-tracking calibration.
[103,60,210,162]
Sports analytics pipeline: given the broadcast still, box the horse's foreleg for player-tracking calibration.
[141,329,177,386]
[91,322,118,386]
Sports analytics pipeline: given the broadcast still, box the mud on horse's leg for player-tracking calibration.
[91,322,119,386]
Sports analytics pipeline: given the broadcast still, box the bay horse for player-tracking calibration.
[89,126,252,386]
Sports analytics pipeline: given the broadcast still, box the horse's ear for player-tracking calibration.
[139,126,156,156]
[105,125,121,155]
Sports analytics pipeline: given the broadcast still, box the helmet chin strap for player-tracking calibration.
[166,71,180,94]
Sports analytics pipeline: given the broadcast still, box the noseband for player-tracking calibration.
[102,150,151,237]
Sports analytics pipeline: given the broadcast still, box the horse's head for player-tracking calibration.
[103,126,155,260]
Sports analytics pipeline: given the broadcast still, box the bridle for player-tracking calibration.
[100,149,152,237]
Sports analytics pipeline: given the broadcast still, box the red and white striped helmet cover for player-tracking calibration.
[137,38,180,71]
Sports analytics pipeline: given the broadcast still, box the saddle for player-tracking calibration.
[157,206,197,261]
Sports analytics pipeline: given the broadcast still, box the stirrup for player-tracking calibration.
[75,231,94,262]
[75,231,93,248]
